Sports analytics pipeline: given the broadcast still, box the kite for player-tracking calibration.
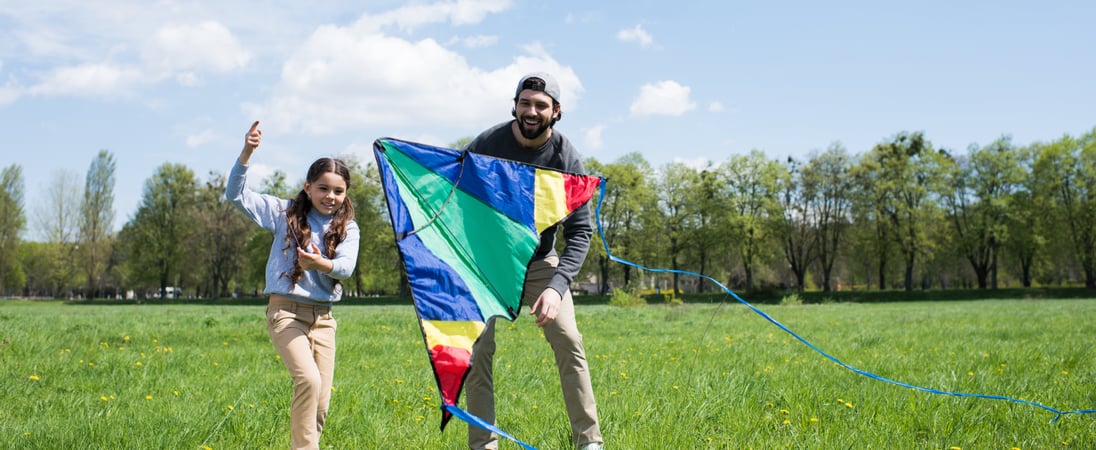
[373,138,600,446]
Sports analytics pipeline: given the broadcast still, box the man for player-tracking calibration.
[463,72,604,450]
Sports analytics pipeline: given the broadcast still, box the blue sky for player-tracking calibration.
[2,1,1094,238]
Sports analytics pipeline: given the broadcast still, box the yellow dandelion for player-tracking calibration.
[1010,447,1020,450]
[967,371,974,377]
[89,362,95,367]
[29,374,40,381]
[135,361,143,366]
[782,419,790,425]
[620,372,628,380]
[145,395,153,400]
[1061,370,1069,376]
[673,385,679,390]
[610,391,618,396]
[223,341,229,346]
[226,405,234,411]
[124,336,130,342]
[100,395,109,401]
[533,405,539,409]
[779,409,789,415]
[949,447,961,450]
[809,417,818,423]
[201,446,213,450]
[173,390,180,396]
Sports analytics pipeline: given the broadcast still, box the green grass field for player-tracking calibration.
[2,298,1094,449]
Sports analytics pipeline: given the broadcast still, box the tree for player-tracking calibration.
[1004,145,1043,287]
[190,171,252,298]
[778,157,816,292]
[942,137,1023,289]
[0,165,26,294]
[719,150,786,294]
[35,169,83,297]
[858,132,947,291]
[346,155,401,296]
[654,162,698,295]
[689,166,727,293]
[585,153,657,294]
[1032,129,1096,288]
[123,163,198,298]
[80,150,116,297]
[802,143,853,292]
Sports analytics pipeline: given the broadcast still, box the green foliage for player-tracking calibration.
[1,299,1093,449]
[608,288,646,307]
[0,165,26,295]
[664,294,684,306]
[779,293,803,306]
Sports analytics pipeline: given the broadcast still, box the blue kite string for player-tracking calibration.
[444,404,538,450]
[592,180,1095,423]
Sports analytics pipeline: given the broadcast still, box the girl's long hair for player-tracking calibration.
[282,157,355,288]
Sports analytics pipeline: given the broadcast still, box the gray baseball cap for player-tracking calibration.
[514,72,560,103]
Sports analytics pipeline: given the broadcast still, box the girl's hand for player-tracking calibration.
[244,121,262,151]
[297,243,332,273]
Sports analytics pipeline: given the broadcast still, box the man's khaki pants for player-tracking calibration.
[267,296,337,450]
[466,257,603,449]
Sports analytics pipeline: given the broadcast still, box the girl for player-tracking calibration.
[226,121,360,450]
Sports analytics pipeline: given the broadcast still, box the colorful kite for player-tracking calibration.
[373,138,601,442]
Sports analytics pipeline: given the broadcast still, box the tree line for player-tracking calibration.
[1,126,1094,300]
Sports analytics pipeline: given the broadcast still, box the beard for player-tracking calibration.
[517,115,553,140]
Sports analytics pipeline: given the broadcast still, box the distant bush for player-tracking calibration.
[779,293,803,306]
[609,288,646,307]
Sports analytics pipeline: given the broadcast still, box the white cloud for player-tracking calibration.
[356,0,512,32]
[175,72,200,87]
[185,129,218,147]
[0,85,18,105]
[143,21,251,74]
[449,34,499,48]
[584,124,606,150]
[617,25,653,48]
[708,101,725,112]
[629,80,696,117]
[28,63,145,97]
[251,14,582,134]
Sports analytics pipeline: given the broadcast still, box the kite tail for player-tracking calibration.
[593,181,1095,422]
[443,403,538,450]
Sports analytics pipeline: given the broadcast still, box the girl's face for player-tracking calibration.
[304,171,348,215]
